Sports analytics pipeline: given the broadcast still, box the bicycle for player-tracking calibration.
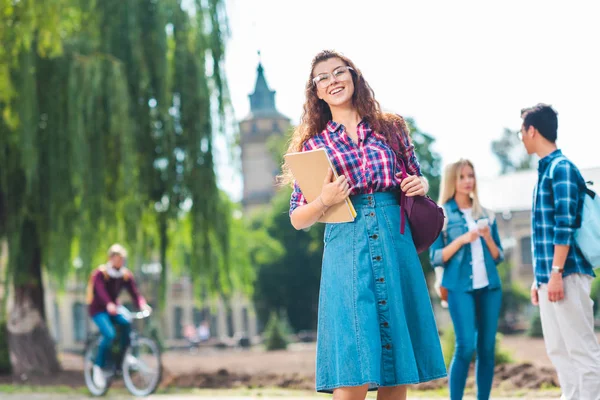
[83,306,162,397]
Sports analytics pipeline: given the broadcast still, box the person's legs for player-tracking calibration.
[112,314,131,350]
[92,312,116,368]
[447,290,477,400]
[111,313,132,368]
[377,385,407,400]
[332,384,369,400]
[474,287,502,400]
[553,274,600,400]
[538,284,579,399]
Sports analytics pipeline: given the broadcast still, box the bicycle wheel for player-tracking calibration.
[122,336,162,397]
[83,338,112,396]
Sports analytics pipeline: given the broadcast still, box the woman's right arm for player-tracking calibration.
[290,169,350,230]
[441,234,472,262]
[430,230,478,265]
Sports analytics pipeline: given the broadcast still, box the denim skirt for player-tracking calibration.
[316,192,447,393]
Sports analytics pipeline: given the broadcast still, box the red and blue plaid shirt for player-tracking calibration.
[289,119,421,215]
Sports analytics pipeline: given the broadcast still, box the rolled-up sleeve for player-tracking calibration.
[429,231,445,267]
[289,181,308,216]
[552,161,580,246]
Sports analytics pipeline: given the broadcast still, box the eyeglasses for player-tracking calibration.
[517,127,525,141]
[312,66,354,88]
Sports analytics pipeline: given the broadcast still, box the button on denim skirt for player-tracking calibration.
[316,192,447,393]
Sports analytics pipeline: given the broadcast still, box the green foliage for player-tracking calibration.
[440,325,456,367]
[250,188,324,333]
[494,333,516,365]
[0,0,240,311]
[496,262,530,333]
[405,117,442,203]
[0,319,10,375]
[591,273,600,317]
[527,309,544,338]
[441,326,514,369]
[491,128,535,175]
[263,312,288,351]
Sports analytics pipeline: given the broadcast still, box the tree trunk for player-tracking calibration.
[158,212,168,308]
[6,217,60,376]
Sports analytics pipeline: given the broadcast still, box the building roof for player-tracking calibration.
[478,166,600,212]
[248,62,279,115]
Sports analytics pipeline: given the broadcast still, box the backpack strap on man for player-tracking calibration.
[548,155,568,178]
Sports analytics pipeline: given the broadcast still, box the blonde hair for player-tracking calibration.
[107,243,127,258]
[438,159,486,219]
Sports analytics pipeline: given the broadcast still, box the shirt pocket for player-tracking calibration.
[323,223,342,247]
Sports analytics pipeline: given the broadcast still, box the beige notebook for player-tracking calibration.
[284,148,357,223]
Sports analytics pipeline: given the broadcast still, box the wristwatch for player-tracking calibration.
[551,265,564,274]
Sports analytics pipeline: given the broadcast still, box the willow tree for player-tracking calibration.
[0,0,235,374]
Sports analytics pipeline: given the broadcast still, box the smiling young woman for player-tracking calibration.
[281,50,446,400]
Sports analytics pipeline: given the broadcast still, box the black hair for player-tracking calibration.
[520,103,558,142]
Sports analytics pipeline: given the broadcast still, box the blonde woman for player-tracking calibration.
[429,159,504,400]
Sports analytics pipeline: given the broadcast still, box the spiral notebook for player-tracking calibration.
[284,148,357,223]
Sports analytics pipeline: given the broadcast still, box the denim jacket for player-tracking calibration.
[429,198,504,292]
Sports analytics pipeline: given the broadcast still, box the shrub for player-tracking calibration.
[0,319,11,375]
[441,326,514,368]
[527,309,544,338]
[264,312,288,351]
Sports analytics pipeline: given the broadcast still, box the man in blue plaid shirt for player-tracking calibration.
[520,104,600,400]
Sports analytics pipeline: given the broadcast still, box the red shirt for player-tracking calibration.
[290,120,421,214]
[86,265,144,316]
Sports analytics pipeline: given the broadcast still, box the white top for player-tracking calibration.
[460,208,489,289]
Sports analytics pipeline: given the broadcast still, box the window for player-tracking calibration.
[193,307,210,327]
[173,306,184,339]
[53,301,61,343]
[272,121,280,133]
[242,307,249,335]
[72,302,87,343]
[520,236,533,265]
[226,308,234,337]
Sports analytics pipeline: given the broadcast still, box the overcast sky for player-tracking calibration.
[216,0,600,202]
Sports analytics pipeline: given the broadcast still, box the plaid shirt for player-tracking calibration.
[289,119,421,214]
[531,149,595,285]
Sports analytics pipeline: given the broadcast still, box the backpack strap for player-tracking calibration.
[548,155,568,178]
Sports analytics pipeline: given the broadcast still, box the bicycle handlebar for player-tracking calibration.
[117,305,152,321]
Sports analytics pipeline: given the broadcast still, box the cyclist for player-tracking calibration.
[86,243,148,388]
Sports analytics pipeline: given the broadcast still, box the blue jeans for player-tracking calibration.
[92,312,131,368]
[447,287,502,400]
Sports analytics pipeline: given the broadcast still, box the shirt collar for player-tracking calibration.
[537,149,562,173]
[325,119,372,140]
[447,198,459,212]
[106,263,126,278]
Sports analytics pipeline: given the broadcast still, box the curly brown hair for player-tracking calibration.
[280,49,410,186]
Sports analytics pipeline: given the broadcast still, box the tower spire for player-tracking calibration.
[249,53,276,114]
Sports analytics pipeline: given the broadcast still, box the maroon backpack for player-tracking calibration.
[388,119,445,254]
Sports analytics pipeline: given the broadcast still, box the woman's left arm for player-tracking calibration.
[481,219,504,263]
